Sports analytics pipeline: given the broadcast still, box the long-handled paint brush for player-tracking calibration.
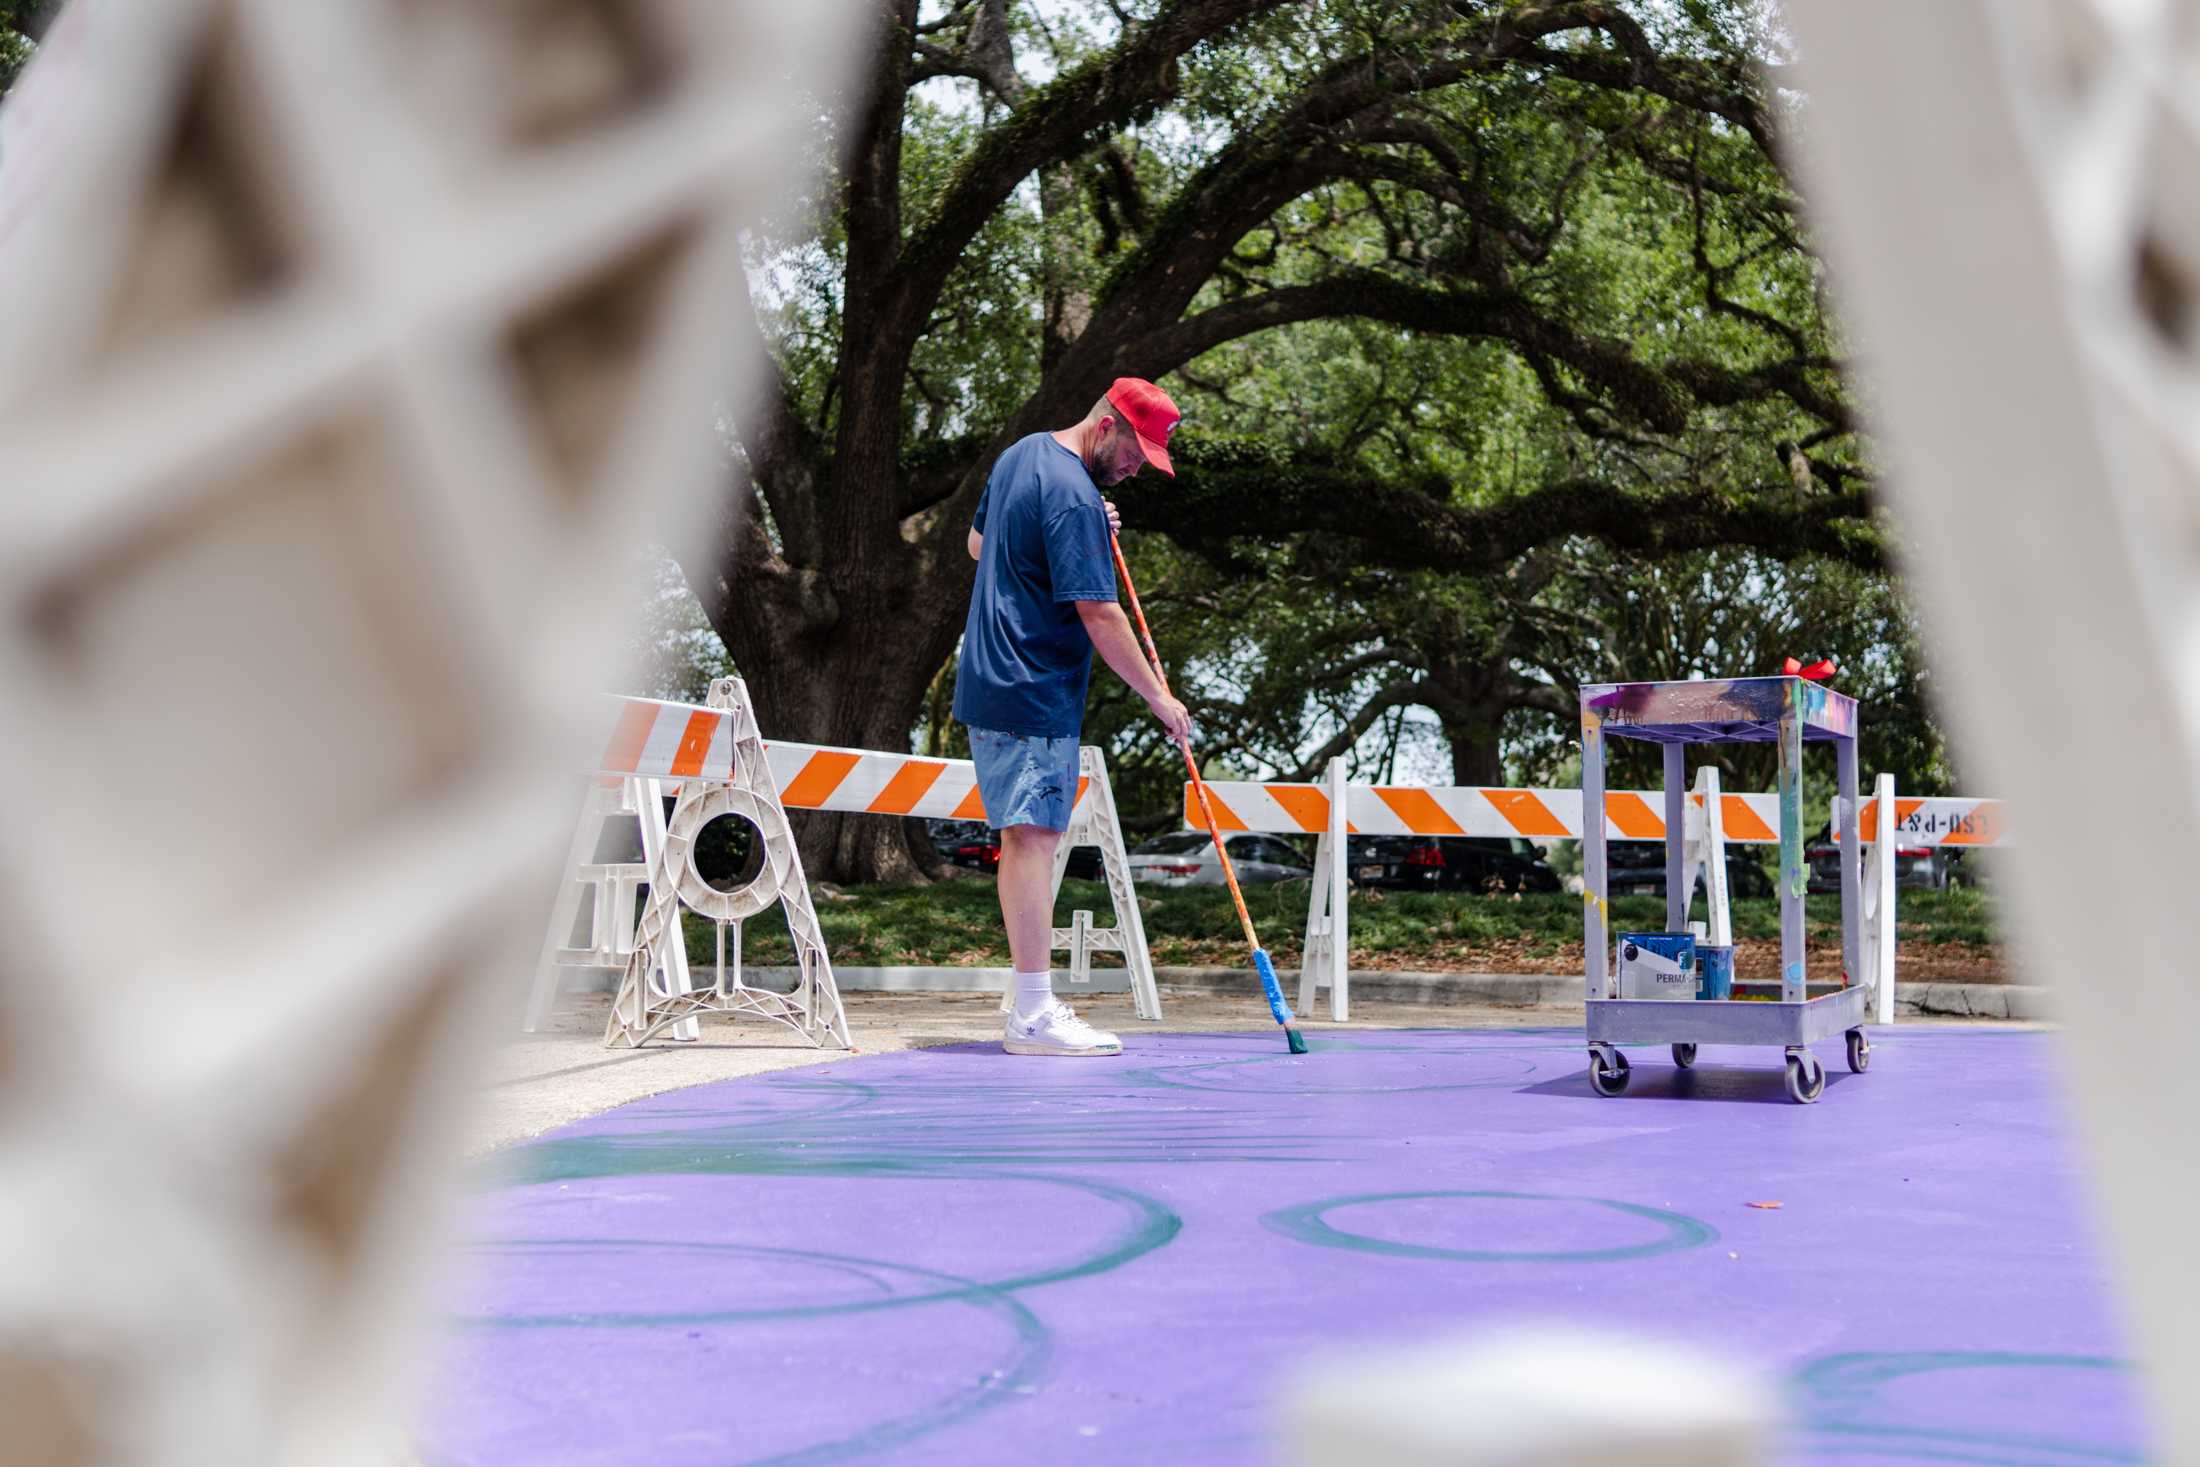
[1109,533,1308,1055]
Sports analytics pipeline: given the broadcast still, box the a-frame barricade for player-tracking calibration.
[530,686,1160,1040]
[1035,744,1162,1020]
[527,677,850,1049]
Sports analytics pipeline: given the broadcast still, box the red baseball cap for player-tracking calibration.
[1105,376,1180,477]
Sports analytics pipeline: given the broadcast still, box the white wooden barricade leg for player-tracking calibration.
[1299,755,1351,1021]
[607,678,849,1049]
[527,781,632,1030]
[630,777,702,1042]
[526,779,699,1034]
[1864,772,1898,1025]
[1681,764,1734,946]
[1041,745,1162,1021]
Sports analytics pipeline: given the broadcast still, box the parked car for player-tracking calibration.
[1806,834,1961,893]
[1347,835,1561,893]
[926,819,1103,878]
[1603,842,1774,899]
[1126,830,1312,887]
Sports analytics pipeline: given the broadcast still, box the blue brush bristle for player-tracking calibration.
[1252,949,1294,1027]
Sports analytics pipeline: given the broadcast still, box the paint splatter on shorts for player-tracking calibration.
[967,726,1080,832]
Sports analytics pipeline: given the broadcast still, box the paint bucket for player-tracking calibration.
[1617,931,1696,1000]
[1696,944,1734,1001]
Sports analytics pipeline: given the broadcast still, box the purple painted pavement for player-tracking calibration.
[419,1028,2149,1465]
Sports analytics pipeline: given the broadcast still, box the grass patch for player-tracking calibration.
[684,877,2005,976]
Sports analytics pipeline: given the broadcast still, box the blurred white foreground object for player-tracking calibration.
[0,1,864,1463]
[1284,1328,1772,1466]
[1783,0,2200,1457]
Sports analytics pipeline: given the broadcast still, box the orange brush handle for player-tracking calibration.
[1109,534,1261,953]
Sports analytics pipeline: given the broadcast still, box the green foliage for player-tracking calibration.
[629,550,735,702]
[0,0,38,99]
[689,878,2001,969]
[709,1,1966,891]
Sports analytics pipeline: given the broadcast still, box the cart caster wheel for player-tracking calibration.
[1785,1050,1826,1104]
[1589,1047,1631,1097]
[1845,1028,1871,1073]
[1672,1043,1697,1069]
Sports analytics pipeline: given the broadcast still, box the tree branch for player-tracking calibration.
[1284,678,1427,781]
[891,0,1269,333]
[1120,443,1884,576]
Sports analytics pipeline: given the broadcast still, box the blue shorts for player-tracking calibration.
[968,726,1080,832]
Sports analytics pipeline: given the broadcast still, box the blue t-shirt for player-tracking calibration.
[951,432,1118,738]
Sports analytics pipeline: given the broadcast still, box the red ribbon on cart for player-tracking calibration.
[1780,656,1837,681]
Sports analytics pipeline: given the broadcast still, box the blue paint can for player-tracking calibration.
[1617,931,1696,1000]
[1696,944,1734,1000]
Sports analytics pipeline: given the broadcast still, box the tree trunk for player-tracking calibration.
[1427,649,1516,788]
[740,622,946,884]
[714,495,978,884]
[1446,723,1505,787]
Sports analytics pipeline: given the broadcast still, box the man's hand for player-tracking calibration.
[1101,499,1121,537]
[1147,691,1192,746]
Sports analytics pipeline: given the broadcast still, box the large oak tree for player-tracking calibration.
[695,0,1875,881]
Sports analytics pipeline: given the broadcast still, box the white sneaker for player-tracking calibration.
[1003,1000,1123,1057]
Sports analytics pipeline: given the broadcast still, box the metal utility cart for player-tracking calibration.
[1580,675,1873,1104]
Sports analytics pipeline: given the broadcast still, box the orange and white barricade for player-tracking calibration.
[1848,782,2009,1022]
[756,730,1158,1019]
[527,677,850,1049]
[529,681,1160,1043]
[1187,761,2008,1023]
[752,734,1157,1018]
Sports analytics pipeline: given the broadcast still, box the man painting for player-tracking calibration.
[954,377,1192,1055]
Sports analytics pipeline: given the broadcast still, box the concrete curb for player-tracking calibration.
[568,965,2048,1021]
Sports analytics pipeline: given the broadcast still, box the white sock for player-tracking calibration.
[1012,969,1054,1020]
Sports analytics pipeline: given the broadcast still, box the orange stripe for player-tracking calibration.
[1857,797,1877,834]
[778,750,862,808]
[1485,789,1568,838]
[1604,792,1665,839]
[1075,775,1091,807]
[1373,787,1466,836]
[668,710,720,778]
[1190,789,1249,833]
[1722,794,1777,841]
[600,700,657,773]
[950,783,988,819]
[1897,799,1925,823]
[1267,785,1332,832]
[866,759,947,815]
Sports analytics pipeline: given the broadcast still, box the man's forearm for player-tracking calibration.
[1080,602,1168,704]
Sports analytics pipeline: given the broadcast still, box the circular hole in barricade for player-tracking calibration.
[692,811,765,891]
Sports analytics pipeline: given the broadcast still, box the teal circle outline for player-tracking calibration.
[445,1238,1052,1467]
[1261,1188,1718,1263]
[1790,1350,2140,1464]
[458,1166,1181,1329]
